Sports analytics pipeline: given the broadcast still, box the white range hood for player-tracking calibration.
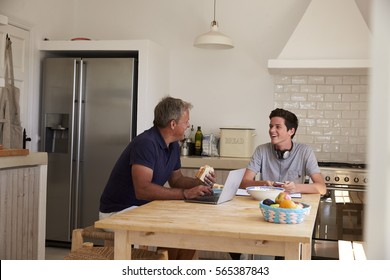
[268,0,371,70]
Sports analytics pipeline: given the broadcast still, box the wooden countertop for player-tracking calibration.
[181,156,250,169]
[0,148,29,157]
[0,152,48,169]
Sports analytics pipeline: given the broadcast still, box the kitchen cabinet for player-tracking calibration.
[181,168,231,185]
[181,156,250,169]
[0,152,47,259]
[181,156,249,184]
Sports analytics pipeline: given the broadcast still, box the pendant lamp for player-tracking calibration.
[194,0,234,50]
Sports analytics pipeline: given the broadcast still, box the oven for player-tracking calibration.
[312,162,367,259]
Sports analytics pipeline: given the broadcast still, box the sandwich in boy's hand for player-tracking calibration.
[195,165,214,183]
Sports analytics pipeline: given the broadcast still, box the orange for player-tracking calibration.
[280,199,297,209]
[275,192,291,204]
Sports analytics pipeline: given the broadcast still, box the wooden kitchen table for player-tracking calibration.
[94,194,320,260]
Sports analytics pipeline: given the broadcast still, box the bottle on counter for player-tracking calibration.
[181,139,189,156]
[194,126,203,156]
[189,125,195,142]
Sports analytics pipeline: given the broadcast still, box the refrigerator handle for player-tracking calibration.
[74,59,84,229]
[68,59,78,233]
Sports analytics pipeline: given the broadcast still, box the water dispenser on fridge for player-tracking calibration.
[44,113,69,154]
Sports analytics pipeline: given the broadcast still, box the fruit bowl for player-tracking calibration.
[259,200,311,224]
[246,186,284,201]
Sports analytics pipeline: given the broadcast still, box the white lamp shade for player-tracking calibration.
[194,23,234,50]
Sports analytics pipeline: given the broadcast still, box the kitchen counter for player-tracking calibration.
[0,152,48,259]
[181,156,250,170]
[0,151,47,168]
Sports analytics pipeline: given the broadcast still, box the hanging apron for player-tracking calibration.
[0,36,22,149]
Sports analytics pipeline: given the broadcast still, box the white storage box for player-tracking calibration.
[219,128,256,158]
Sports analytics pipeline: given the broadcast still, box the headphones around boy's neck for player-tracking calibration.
[274,143,293,160]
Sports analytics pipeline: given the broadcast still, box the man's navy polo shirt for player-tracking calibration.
[99,126,181,213]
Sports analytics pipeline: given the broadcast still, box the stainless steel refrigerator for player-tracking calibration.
[40,57,137,243]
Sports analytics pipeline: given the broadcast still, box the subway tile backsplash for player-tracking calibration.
[274,74,368,163]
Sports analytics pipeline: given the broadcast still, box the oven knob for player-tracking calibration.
[325,176,331,181]
[344,177,349,183]
[335,176,340,182]
[364,178,368,184]
[354,177,359,183]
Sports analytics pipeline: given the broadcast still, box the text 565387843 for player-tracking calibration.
[215,266,270,276]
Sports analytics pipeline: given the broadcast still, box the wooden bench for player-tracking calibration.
[64,225,168,260]
[338,240,366,260]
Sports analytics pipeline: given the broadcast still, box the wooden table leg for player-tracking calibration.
[301,242,311,260]
[285,242,311,260]
[284,242,301,260]
[114,230,132,260]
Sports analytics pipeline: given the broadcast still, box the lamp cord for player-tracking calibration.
[213,0,216,22]
[212,0,217,26]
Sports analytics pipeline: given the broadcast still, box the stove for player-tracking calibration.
[312,162,367,260]
[317,161,366,169]
[320,167,368,188]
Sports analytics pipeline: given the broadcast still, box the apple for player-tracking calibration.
[275,192,291,204]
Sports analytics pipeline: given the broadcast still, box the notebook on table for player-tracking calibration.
[185,168,246,205]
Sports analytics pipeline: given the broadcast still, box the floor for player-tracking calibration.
[44,247,282,260]
[312,240,339,260]
[44,246,232,260]
[45,246,335,260]
[45,246,70,260]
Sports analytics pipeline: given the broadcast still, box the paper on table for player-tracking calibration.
[236,189,250,196]
[290,193,302,198]
[235,188,301,198]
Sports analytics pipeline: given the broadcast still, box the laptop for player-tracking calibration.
[185,168,246,204]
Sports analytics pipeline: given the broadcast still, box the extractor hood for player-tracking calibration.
[268,0,371,70]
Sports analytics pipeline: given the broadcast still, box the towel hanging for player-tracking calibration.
[0,35,23,149]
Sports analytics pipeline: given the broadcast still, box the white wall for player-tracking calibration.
[0,0,75,39]
[71,0,316,147]
[0,0,318,149]
[0,0,374,148]
[367,0,390,260]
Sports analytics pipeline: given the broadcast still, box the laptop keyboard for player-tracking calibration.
[194,192,220,202]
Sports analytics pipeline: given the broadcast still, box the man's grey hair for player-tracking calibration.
[153,96,193,128]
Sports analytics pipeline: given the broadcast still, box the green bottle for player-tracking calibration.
[194,126,203,156]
